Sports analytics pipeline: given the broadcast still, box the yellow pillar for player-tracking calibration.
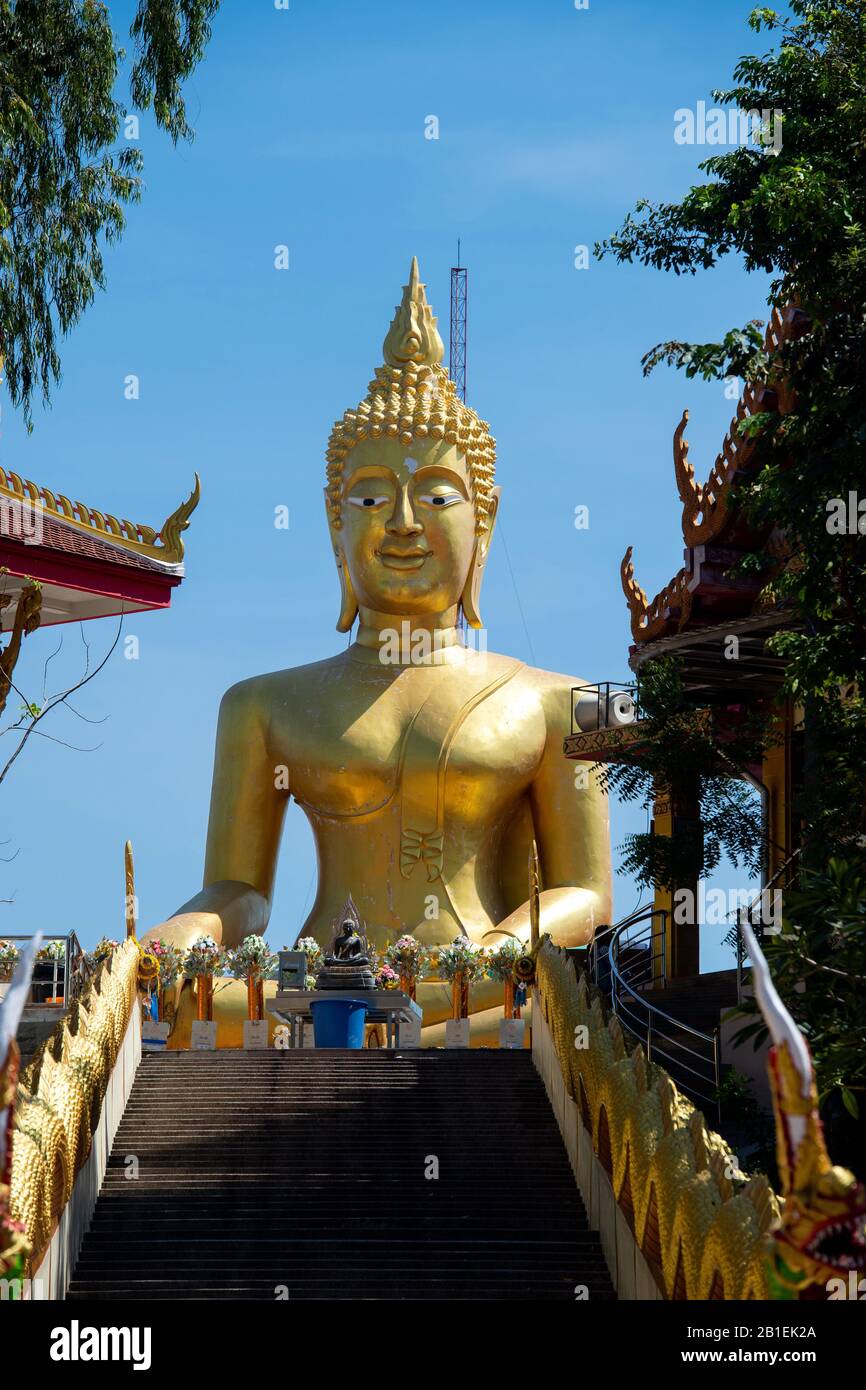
[651,779,701,982]
[651,789,674,985]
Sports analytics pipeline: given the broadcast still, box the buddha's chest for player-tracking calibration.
[278,664,544,822]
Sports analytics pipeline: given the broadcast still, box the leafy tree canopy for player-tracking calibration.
[0,0,219,426]
[599,657,767,890]
[597,0,866,855]
[597,1,866,1112]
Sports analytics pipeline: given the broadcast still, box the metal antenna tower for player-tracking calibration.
[449,239,467,402]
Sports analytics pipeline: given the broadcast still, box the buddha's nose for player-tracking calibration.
[387,485,422,536]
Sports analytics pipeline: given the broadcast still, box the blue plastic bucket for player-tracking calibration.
[310,998,369,1049]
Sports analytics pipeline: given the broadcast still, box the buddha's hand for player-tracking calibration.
[140,881,271,953]
[492,886,606,952]
[140,911,227,954]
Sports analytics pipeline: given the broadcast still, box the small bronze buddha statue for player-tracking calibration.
[331,919,365,961]
[316,897,375,991]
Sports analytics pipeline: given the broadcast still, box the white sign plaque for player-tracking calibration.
[398,1015,422,1049]
[445,1018,470,1049]
[142,1020,170,1052]
[499,1018,526,1050]
[243,1020,269,1050]
[190,1020,217,1051]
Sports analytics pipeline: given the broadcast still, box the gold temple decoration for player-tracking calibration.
[0,1040,28,1278]
[9,940,140,1267]
[620,547,692,646]
[157,472,201,563]
[529,839,541,950]
[332,893,365,947]
[739,918,866,1297]
[622,304,805,644]
[382,254,445,368]
[325,258,496,539]
[535,940,779,1299]
[0,465,200,567]
[124,840,136,939]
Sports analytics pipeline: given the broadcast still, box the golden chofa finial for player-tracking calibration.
[382,256,445,368]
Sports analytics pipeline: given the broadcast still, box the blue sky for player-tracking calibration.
[2,0,770,967]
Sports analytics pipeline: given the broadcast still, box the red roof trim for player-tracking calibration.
[0,541,180,608]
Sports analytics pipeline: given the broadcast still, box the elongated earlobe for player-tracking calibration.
[325,487,358,632]
[461,487,499,629]
[335,548,358,632]
[461,544,485,628]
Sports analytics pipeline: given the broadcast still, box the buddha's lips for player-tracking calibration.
[377,547,432,570]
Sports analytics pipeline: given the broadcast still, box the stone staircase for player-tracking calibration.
[67,1049,615,1301]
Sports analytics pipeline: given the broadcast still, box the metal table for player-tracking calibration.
[269,989,422,1049]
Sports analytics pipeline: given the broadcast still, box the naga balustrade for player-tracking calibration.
[590,908,722,1123]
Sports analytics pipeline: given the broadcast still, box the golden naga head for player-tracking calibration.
[325,258,498,632]
[739,919,866,1297]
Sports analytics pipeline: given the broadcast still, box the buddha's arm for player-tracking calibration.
[144,679,288,949]
[495,678,612,948]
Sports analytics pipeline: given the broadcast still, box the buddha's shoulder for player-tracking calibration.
[511,660,591,723]
[218,654,350,715]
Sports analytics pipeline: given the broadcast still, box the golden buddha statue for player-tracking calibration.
[146,259,611,1040]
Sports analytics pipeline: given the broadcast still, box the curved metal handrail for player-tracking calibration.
[607,908,722,1121]
[587,904,656,990]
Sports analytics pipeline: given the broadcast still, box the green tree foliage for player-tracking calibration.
[0,0,218,426]
[597,2,866,1109]
[599,658,767,890]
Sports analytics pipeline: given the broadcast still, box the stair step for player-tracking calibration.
[69,1051,615,1301]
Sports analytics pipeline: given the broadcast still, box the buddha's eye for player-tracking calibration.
[418,491,462,509]
[348,495,389,509]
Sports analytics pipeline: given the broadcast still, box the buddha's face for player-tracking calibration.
[334,437,477,617]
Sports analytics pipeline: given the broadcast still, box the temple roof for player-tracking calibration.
[621,305,808,655]
[0,467,200,629]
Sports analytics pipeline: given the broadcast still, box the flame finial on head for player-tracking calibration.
[382,257,445,368]
[325,258,497,539]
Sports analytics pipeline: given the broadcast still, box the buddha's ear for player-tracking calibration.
[481,487,501,560]
[461,486,501,629]
[325,488,358,632]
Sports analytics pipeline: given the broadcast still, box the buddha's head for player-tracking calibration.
[325,258,498,631]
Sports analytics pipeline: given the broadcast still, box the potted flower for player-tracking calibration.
[436,938,487,1020]
[228,935,277,1021]
[375,963,400,991]
[85,937,121,973]
[486,939,523,1018]
[183,935,223,1021]
[37,940,65,962]
[293,936,323,989]
[148,939,185,1021]
[35,939,66,1003]
[384,934,429,1000]
[0,940,19,982]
